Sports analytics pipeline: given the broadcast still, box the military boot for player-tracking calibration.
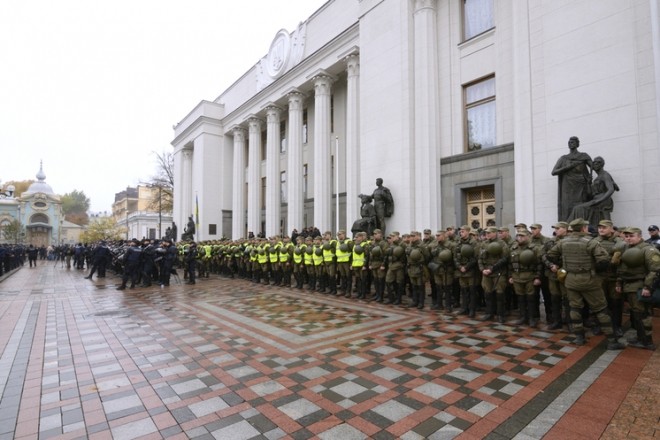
[468,287,478,318]
[444,285,453,313]
[574,330,586,346]
[417,286,426,309]
[514,296,528,325]
[496,297,506,323]
[528,296,539,328]
[480,291,495,321]
[384,283,395,304]
[456,288,469,315]
[545,298,563,331]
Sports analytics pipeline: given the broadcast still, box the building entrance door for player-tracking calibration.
[466,186,496,231]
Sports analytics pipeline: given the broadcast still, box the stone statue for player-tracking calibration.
[551,136,593,221]
[164,227,172,240]
[351,194,377,237]
[359,178,394,235]
[570,156,618,226]
[181,216,195,241]
[171,222,178,242]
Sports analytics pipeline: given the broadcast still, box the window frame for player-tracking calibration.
[463,75,496,152]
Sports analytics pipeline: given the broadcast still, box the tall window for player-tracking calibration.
[261,130,267,161]
[303,164,308,198]
[281,171,287,203]
[464,76,496,151]
[302,109,308,144]
[463,0,494,40]
[261,177,266,209]
[280,120,287,154]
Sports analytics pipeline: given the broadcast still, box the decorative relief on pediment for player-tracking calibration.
[256,22,307,91]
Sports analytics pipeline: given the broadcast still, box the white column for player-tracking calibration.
[512,0,535,221]
[287,90,305,232]
[413,0,441,231]
[312,74,334,233]
[265,105,282,237]
[181,149,193,222]
[345,53,360,229]
[232,126,247,239]
[247,117,263,237]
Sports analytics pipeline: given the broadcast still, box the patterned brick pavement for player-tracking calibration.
[0,263,657,439]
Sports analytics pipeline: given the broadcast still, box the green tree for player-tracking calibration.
[80,217,123,243]
[145,151,173,213]
[61,190,91,225]
[2,219,25,243]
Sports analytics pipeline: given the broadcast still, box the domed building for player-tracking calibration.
[20,163,65,246]
[0,162,66,246]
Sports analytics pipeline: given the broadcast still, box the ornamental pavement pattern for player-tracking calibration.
[0,264,658,440]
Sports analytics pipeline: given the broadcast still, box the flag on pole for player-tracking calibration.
[195,194,199,230]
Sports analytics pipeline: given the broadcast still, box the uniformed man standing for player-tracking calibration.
[385,231,406,305]
[616,227,660,350]
[369,229,388,302]
[594,220,626,337]
[335,230,353,297]
[530,223,551,324]
[350,232,369,299]
[407,231,430,309]
[453,225,479,317]
[541,221,569,330]
[508,229,543,327]
[478,227,509,322]
[428,230,456,311]
[546,218,624,349]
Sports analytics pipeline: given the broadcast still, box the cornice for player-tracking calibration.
[171,116,223,147]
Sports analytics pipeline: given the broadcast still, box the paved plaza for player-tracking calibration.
[0,263,658,440]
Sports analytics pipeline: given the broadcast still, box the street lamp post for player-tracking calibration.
[158,186,162,239]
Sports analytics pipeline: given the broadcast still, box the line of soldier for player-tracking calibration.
[174,219,657,351]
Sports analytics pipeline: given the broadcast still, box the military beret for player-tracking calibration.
[568,218,589,230]
[485,227,498,233]
[516,229,530,236]
[552,221,569,229]
[530,223,542,229]
[598,220,614,228]
[460,225,471,232]
[624,227,642,234]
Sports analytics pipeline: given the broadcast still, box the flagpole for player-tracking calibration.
[335,136,339,234]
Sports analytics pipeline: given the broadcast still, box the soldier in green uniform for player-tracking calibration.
[279,236,294,287]
[530,223,552,324]
[478,226,509,322]
[428,230,456,311]
[615,227,660,350]
[508,229,543,327]
[292,236,306,289]
[335,230,353,297]
[385,231,406,305]
[322,231,337,295]
[453,225,479,317]
[407,231,430,309]
[542,221,569,330]
[312,236,325,292]
[369,229,388,302]
[546,218,625,349]
[595,220,626,337]
[351,232,369,299]
[422,229,438,306]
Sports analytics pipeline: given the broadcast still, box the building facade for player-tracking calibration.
[113,186,173,240]
[0,163,67,246]
[172,0,660,240]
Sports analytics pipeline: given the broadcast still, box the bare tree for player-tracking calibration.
[145,151,174,213]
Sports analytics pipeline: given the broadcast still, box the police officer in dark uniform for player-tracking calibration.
[118,239,142,290]
[546,218,624,349]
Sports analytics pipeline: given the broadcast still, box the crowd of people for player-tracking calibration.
[71,219,658,352]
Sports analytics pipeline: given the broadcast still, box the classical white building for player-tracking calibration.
[172,0,660,240]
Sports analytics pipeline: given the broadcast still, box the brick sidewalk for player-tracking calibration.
[0,263,657,439]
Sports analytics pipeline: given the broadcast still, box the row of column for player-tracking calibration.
[231,56,360,240]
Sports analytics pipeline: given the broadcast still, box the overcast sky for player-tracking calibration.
[0,0,328,213]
